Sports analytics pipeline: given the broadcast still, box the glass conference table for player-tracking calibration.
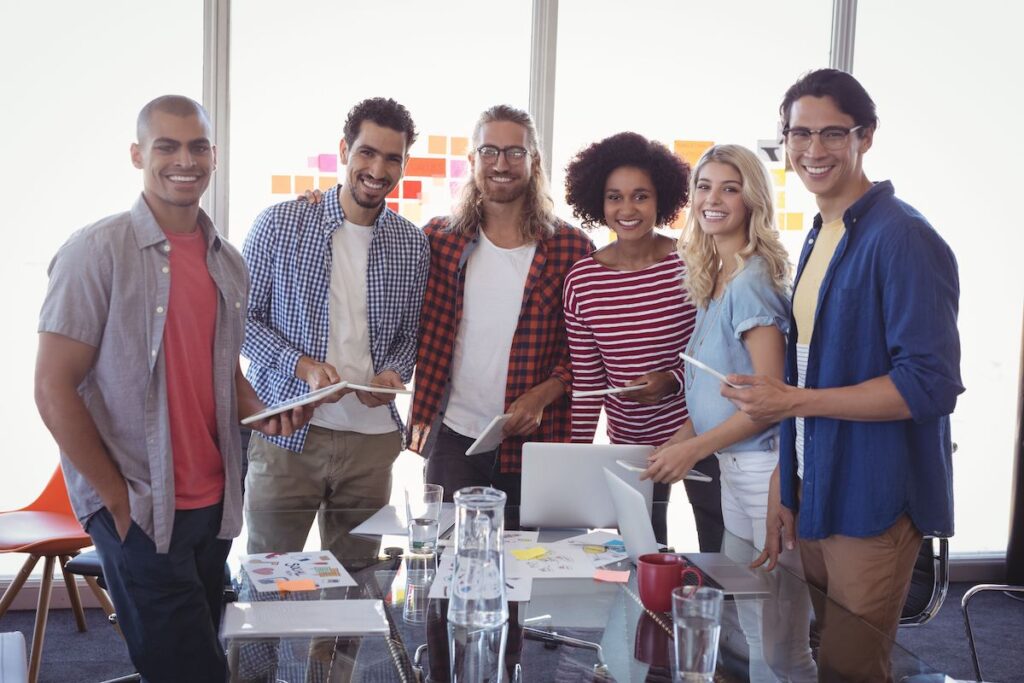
[226,507,950,682]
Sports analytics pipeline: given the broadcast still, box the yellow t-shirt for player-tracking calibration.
[792,218,845,345]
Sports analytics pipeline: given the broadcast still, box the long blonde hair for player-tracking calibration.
[448,104,557,240]
[680,144,791,308]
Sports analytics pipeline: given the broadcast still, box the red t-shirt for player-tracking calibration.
[163,228,224,509]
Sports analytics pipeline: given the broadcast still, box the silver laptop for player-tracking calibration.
[520,443,653,528]
[604,467,769,596]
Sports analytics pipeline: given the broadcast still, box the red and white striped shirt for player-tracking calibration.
[563,252,696,446]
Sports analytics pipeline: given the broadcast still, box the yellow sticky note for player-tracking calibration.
[512,547,547,561]
[583,545,606,554]
[428,135,448,155]
[593,569,630,583]
[771,169,786,187]
[786,212,804,231]
[276,578,317,592]
[673,140,714,168]
[271,175,292,194]
[776,191,786,210]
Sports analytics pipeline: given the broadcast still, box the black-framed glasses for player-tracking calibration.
[476,145,529,163]
[782,125,863,151]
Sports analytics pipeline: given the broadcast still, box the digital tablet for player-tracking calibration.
[573,382,649,398]
[240,381,348,426]
[465,414,512,456]
[344,382,412,395]
[679,352,744,389]
[615,459,713,482]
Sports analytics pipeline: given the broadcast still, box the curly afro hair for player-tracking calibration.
[564,132,690,230]
[343,97,418,148]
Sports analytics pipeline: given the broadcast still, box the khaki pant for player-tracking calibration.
[245,425,402,560]
[799,514,922,682]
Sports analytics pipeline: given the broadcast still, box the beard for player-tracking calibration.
[478,173,529,204]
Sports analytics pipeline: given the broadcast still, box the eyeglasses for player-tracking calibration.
[476,145,529,163]
[782,125,863,151]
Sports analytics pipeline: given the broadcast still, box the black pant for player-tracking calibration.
[685,454,725,552]
[87,504,231,683]
[424,423,523,530]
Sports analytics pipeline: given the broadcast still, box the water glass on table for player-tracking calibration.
[672,586,723,682]
[406,483,443,554]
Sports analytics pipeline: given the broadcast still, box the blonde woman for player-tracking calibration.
[642,144,815,682]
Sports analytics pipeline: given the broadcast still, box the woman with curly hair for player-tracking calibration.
[643,144,816,682]
[562,131,723,549]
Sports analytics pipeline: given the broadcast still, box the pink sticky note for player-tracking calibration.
[318,154,338,173]
[449,159,469,178]
[594,569,630,583]
[307,156,319,169]
[276,578,317,592]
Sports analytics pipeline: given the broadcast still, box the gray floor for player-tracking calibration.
[0,582,1021,682]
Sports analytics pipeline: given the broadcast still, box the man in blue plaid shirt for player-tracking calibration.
[241,98,429,561]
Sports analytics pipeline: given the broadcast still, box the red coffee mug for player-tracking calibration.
[636,553,702,612]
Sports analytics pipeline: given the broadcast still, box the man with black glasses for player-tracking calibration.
[725,69,963,681]
[409,104,593,521]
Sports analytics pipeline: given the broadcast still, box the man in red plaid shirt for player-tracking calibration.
[409,105,593,520]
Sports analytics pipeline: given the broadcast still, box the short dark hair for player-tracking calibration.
[780,68,878,131]
[136,95,210,142]
[343,97,418,149]
[564,132,690,230]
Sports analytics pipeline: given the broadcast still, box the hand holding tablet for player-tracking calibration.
[573,382,650,399]
[241,380,411,426]
[616,459,713,482]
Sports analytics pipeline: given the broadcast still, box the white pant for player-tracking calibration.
[718,450,817,683]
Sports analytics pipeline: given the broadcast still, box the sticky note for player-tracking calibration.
[318,154,338,173]
[583,545,606,554]
[449,159,469,178]
[512,547,547,561]
[776,191,786,209]
[276,578,317,592]
[406,157,447,177]
[594,569,630,583]
[786,212,804,231]
[451,137,469,156]
[673,140,714,168]
[428,135,447,155]
[307,156,319,169]
[771,169,786,187]
[403,180,422,200]
[401,203,422,224]
[318,175,337,191]
[294,176,314,194]
[271,175,291,194]
[604,539,625,549]
[387,201,400,213]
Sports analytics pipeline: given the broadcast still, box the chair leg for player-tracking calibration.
[83,576,122,639]
[28,555,56,683]
[58,554,87,632]
[0,554,41,619]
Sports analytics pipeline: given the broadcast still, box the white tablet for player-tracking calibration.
[465,414,512,456]
[572,382,649,398]
[679,352,744,388]
[615,459,712,482]
[344,382,412,395]
[240,381,348,426]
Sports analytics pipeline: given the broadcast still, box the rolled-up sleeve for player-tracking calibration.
[883,224,964,422]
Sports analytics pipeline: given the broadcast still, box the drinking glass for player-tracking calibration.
[672,586,724,682]
[406,483,443,555]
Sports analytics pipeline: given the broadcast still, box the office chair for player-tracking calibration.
[899,537,950,627]
[961,583,1024,682]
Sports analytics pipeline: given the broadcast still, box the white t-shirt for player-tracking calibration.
[443,231,537,438]
[311,219,396,434]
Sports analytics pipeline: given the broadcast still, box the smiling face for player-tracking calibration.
[471,121,533,204]
[131,110,215,210]
[693,161,749,242]
[786,95,873,209]
[339,120,408,221]
[603,166,658,241]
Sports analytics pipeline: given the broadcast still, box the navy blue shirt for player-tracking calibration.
[780,181,964,540]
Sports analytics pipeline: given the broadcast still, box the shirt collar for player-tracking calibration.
[811,180,895,232]
[323,184,391,231]
[130,193,221,250]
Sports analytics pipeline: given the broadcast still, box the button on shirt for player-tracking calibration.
[779,181,964,540]
[38,195,249,553]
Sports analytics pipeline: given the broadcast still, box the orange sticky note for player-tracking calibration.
[594,569,630,583]
[294,175,314,194]
[271,175,292,194]
[276,578,317,592]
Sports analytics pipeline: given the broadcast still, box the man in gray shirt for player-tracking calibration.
[34,95,309,683]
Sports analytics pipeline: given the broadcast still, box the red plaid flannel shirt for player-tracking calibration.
[409,216,595,473]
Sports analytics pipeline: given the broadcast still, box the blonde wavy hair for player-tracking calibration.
[448,104,557,240]
[680,144,792,309]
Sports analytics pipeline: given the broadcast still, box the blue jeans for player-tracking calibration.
[87,504,231,683]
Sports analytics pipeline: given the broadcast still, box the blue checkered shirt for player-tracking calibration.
[242,185,430,452]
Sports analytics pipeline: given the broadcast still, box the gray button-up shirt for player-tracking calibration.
[39,195,249,553]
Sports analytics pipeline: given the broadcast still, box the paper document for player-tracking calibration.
[465,414,512,456]
[428,553,533,602]
[222,600,387,639]
[505,542,595,579]
[351,503,456,537]
[240,550,356,593]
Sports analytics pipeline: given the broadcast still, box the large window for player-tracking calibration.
[0,1,205,574]
[856,1,1024,554]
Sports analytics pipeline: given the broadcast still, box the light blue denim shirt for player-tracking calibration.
[685,255,790,452]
